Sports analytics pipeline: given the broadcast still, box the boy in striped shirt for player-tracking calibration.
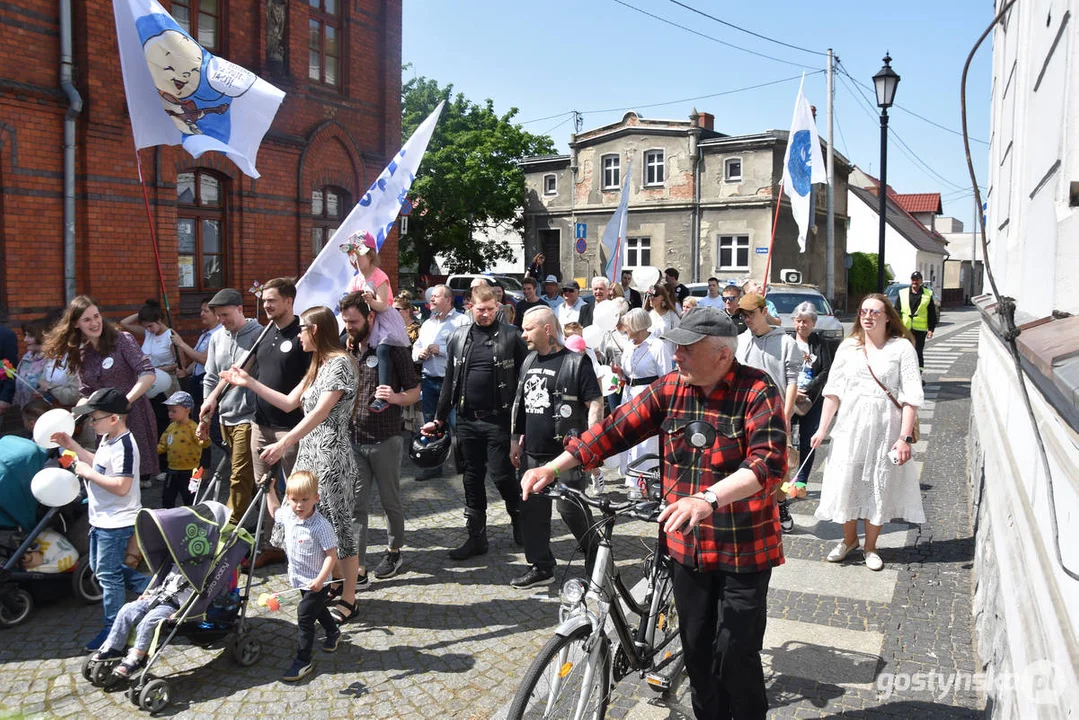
[265,470,339,681]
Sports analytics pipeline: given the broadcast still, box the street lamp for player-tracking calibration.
[873,53,900,292]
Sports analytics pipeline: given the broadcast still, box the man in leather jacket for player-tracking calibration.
[422,287,528,559]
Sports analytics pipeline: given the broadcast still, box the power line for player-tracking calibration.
[833,103,850,158]
[666,0,826,56]
[519,110,574,126]
[538,115,573,137]
[836,61,988,145]
[609,0,820,70]
[580,72,822,115]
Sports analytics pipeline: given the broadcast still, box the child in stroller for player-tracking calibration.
[89,501,228,679]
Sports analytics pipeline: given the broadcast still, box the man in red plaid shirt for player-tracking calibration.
[522,308,787,719]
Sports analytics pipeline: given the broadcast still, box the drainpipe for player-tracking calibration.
[60,0,82,303]
[688,122,701,283]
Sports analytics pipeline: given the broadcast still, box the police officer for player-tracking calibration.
[509,306,604,588]
[894,271,938,373]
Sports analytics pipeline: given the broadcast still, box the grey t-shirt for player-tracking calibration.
[736,327,800,392]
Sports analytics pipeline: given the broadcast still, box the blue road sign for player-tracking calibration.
[575,223,587,239]
[755,247,769,254]
[575,238,587,254]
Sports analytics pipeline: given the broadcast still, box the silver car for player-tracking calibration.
[765,284,846,347]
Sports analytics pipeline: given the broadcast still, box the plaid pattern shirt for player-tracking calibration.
[566,362,787,573]
[350,342,420,445]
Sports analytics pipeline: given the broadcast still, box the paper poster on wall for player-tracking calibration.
[178,255,195,288]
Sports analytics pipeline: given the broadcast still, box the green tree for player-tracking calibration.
[400,75,556,276]
[847,251,894,301]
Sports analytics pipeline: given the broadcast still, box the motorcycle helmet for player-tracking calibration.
[410,428,452,469]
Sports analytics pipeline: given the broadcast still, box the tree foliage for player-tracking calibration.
[847,251,894,299]
[400,75,556,275]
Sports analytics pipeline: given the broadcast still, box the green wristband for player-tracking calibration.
[546,465,560,479]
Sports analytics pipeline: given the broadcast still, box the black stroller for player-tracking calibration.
[81,482,270,713]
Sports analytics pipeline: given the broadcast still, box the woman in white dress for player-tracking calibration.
[616,308,673,480]
[810,293,925,571]
[647,284,680,353]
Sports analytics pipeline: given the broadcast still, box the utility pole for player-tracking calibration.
[569,111,580,283]
[826,49,836,303]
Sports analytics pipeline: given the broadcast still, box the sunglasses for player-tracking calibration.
[859,308,884,318]
[562,289,577,295]
[722,296,738,303]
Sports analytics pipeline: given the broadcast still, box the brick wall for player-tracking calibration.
[0,0,401,339]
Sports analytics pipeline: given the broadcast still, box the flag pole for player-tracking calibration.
[134,148,175,328]
[762,184,784,294]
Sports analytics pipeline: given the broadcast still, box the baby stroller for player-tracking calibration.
[0,438,100,628]
[82,484,269,713]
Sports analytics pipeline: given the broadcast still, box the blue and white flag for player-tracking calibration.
[782,75,826,252]
[113,0,285,178]
[600,159,632,284]
[294,103,445,315]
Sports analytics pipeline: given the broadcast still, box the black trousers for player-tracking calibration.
[162,469,194,509]
[455,415,520,522]
[911,329,928,369]
[519,453,595,573]
[671,561,771,720]
[296,587,336,662]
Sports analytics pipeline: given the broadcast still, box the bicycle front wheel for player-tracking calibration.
[507,625,611,720]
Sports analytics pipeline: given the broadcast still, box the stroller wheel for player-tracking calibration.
[0,588,33,628]
[89,660,114,687]
[231,634,262,667]
[127,682,141,706]
[73,555,103,604]
[81,655,95,682]
[139,678,170,713]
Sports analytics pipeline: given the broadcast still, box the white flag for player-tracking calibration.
[113,0,285,178]
[782,75,826,252]
[294,103,445,315]
[600,160,632,284]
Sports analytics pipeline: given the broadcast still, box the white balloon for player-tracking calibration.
[149,369,172,398]
[31,467,81,508]
[582,325,605,349]
[632,266,662,292]
[33,408,76,449]
[592,300,623,332]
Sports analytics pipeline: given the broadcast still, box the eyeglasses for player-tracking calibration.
[87,414,112,424]
[858,308,884,318]
[298,323,312,331]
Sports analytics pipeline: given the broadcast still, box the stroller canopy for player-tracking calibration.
[0,436,48,530]
[136,503,225,592]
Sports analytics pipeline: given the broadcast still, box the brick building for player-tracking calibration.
[0,0,401,333]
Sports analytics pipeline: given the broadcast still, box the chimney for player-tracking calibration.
[810,105,817,120]
[697,112,714,131]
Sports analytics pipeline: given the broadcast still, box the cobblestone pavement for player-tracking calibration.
[0,312,986,719]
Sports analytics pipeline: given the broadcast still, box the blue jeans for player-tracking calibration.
[89,526,150,630]
[102,596,177,654]
[420,375,444,423]
[793,401,823,484]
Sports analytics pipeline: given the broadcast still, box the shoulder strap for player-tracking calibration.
[863,346,902,411]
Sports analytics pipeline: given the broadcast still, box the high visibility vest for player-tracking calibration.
[899,288,932,331]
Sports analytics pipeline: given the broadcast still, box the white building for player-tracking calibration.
[968,0,1079,715]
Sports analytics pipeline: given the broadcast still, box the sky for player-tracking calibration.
[402,0,993,226]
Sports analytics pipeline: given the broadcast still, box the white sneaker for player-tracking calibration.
[864,551,884,571]
[826,540,860,562]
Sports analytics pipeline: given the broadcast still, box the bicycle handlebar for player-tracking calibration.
[541,482,664,523]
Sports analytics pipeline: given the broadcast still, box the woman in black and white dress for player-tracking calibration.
[223,306,361,622]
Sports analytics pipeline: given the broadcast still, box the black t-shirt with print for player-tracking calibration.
[517,348,601,457]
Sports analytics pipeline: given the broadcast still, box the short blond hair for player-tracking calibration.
[286,470,319,498]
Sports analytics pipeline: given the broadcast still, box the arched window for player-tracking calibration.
[311,186,350,254]
[177,171,226,291]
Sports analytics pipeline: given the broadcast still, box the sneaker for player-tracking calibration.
[322,631,341,653]
[84,628,110,652]
[282,658,313,682]
[355,571,371,592]
[778,502,794,533]
[369,398,390,413]
[510,566,555,589]
[372,551,402,580]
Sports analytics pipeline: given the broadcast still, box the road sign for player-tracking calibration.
[755,247,769,254]
[575,238,587,254]
[575,223,587,239]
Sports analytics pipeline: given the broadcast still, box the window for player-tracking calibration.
[626,236,651,267]
[644,150,665,186]
[308,0,340,87]
[177,171,226,291]
[311,186,349,255]
[724,157,742,182]
[602,155,620,190]
[717,235,750,271]
[543,173,557,195]
[172,0,220,51]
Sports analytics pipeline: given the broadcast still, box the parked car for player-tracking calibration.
[446,274,525,306]
[765,284,846,348]
[884,282,943,312]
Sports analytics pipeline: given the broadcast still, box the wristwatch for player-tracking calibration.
[902,435,914,443]
[700,490,719,511]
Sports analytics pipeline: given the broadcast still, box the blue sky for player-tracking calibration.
[402,0,993,226]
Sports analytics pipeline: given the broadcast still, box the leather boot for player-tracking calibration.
[449,512,488,560]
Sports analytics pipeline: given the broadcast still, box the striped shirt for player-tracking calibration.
[565,362,787,573]
[89,430,142,529]
[274,505,337,589]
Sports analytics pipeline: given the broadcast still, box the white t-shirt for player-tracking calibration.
[142,329,174,369]
[698,294,725,309]
[88,430,142,528]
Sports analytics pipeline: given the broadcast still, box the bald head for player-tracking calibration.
[521,305,562,354]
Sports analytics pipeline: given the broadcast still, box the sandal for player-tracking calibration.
[113,654,146,679]
[329,600,359,624]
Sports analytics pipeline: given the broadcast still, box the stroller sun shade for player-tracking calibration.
[136,504,224,592]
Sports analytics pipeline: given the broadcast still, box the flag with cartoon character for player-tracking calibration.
[113,0,285,178]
